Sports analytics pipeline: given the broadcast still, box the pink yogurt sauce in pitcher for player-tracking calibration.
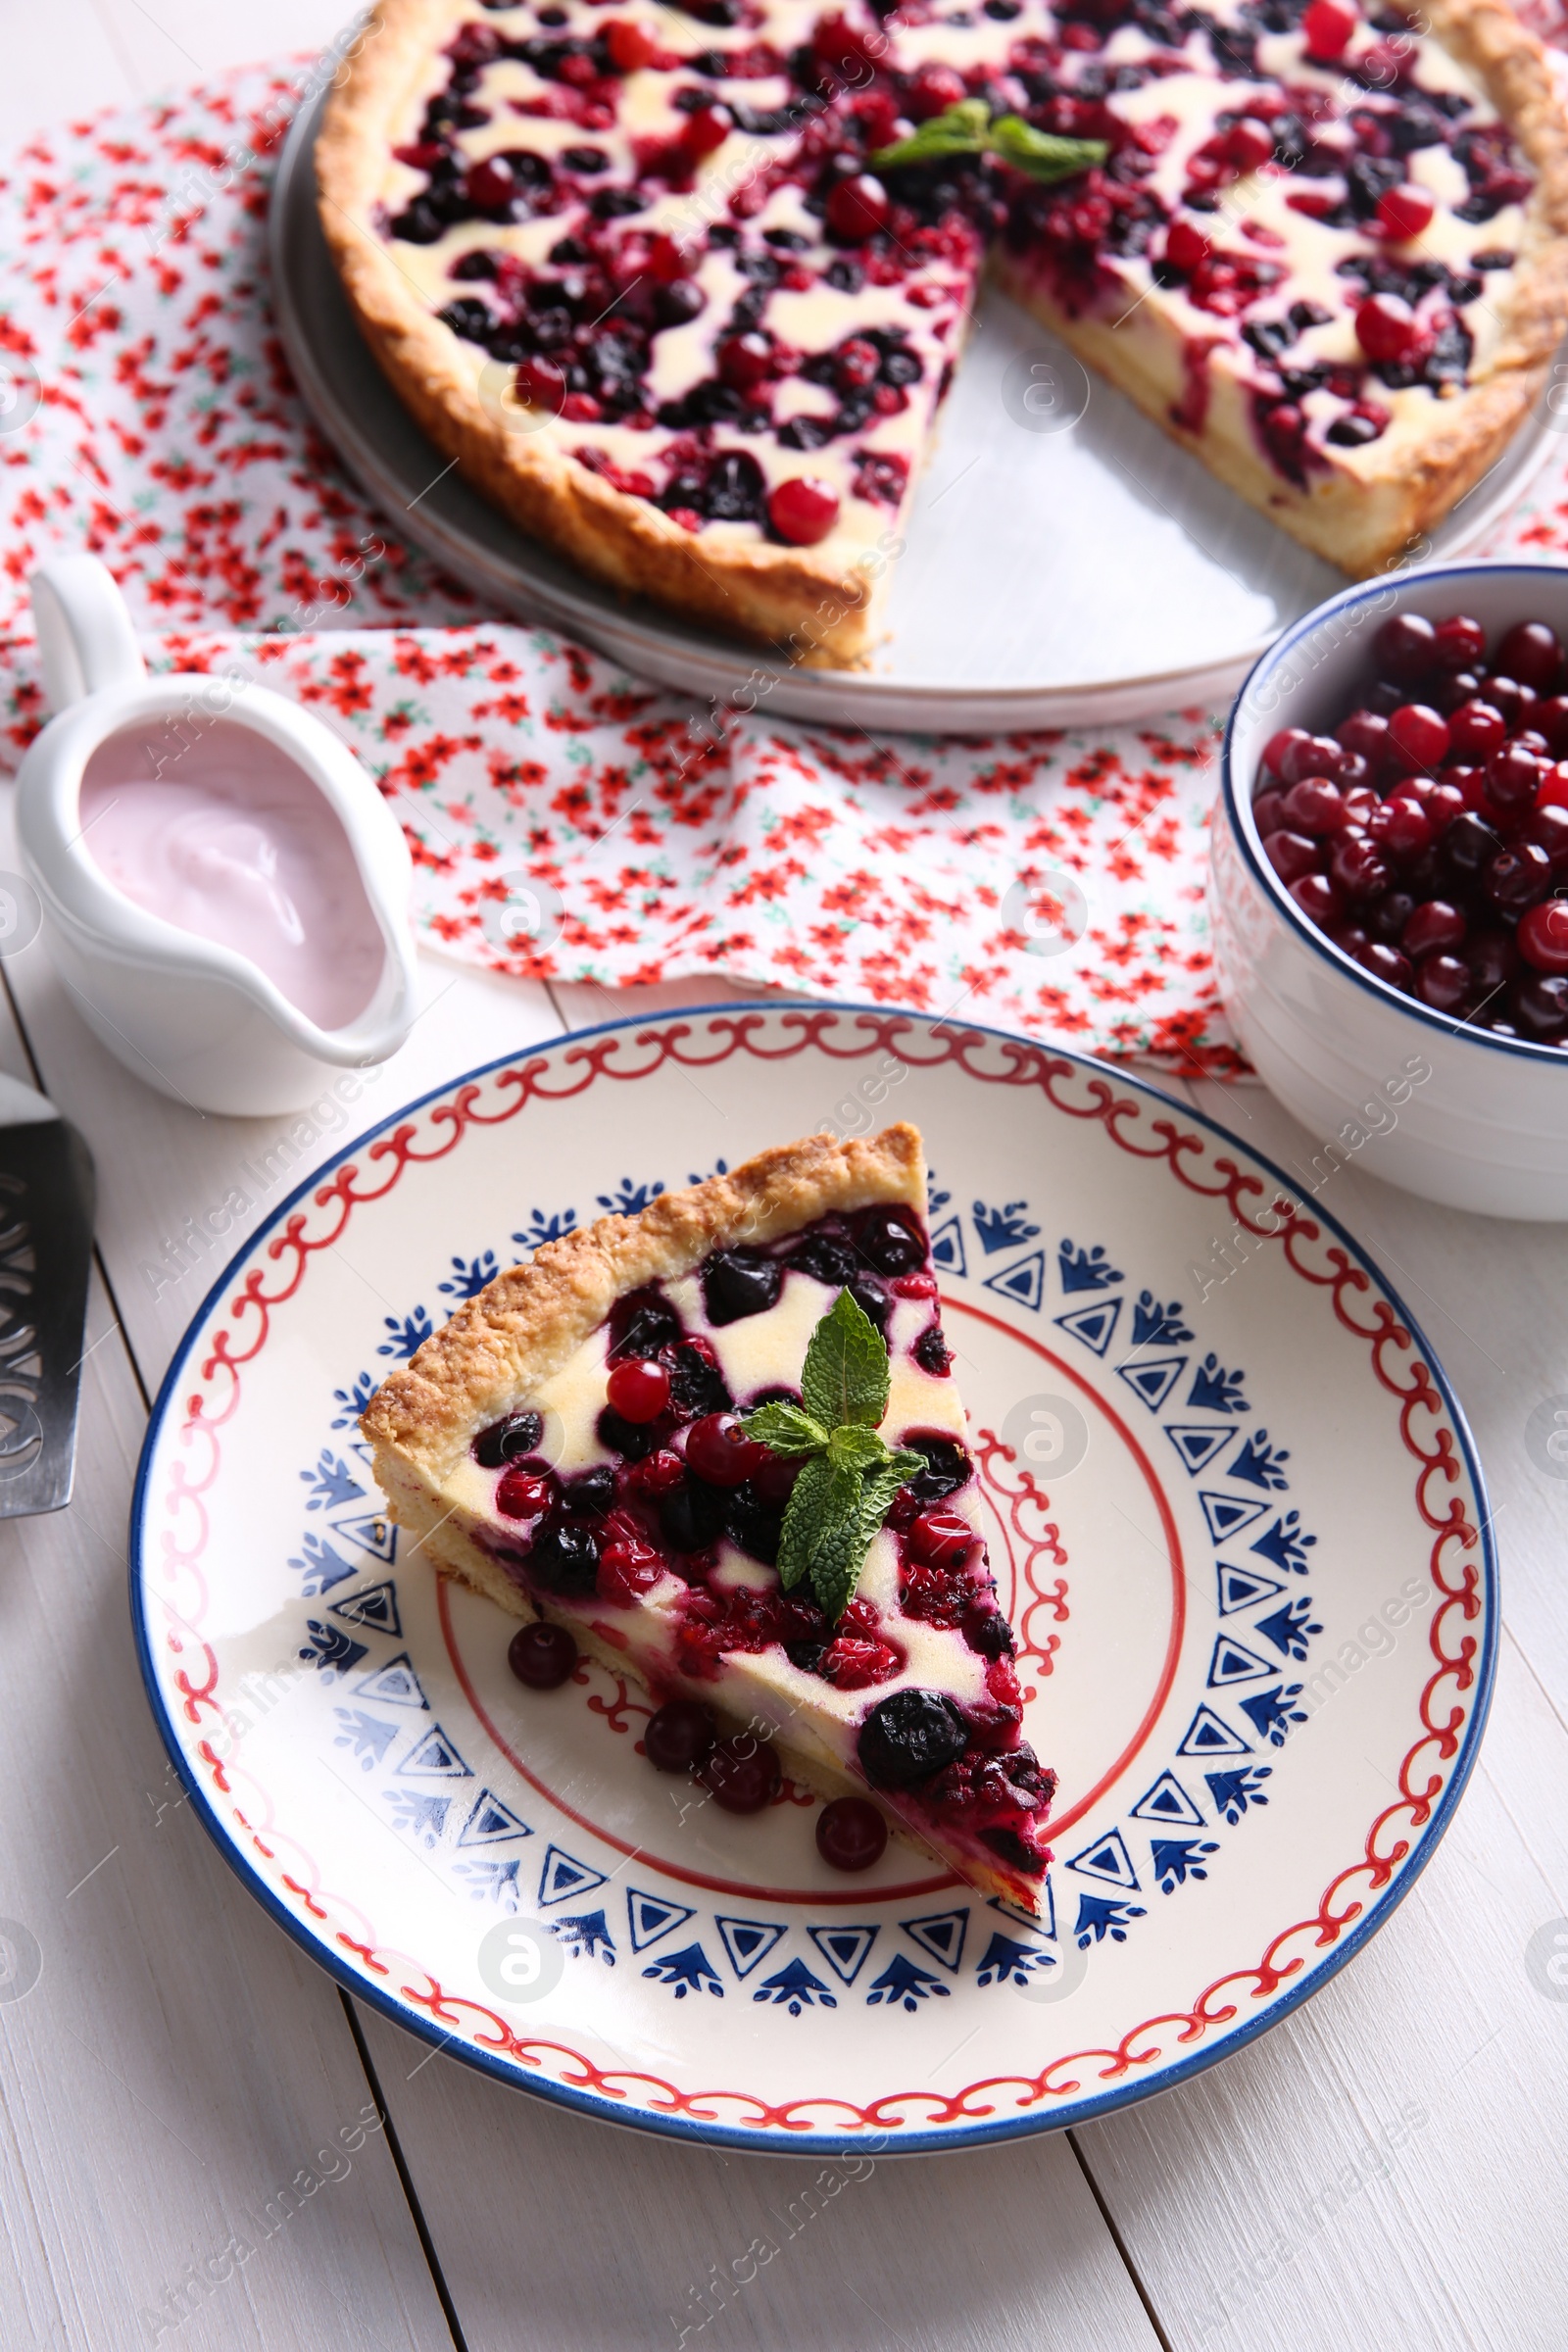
[78,719,386,1031]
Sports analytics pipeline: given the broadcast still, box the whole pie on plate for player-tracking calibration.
[360,1123,1056,1911]
[319,0,1568,663]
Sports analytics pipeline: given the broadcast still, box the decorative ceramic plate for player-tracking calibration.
[270,90,1556,736]
[132,1005,1495,2153]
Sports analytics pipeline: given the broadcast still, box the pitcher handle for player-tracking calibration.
[31,556,147,711]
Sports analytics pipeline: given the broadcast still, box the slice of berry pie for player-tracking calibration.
[360,1123,1055,1911]
[319,0,1568,661]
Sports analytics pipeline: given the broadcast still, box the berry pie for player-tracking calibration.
[320,0,1568,661]
[360,1124,1056,1910]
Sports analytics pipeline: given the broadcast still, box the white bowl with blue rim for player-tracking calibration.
[1212,558,1568,1221]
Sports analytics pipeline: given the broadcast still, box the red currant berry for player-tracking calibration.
[1301,0,1357,57]
[908,62,966,118]
[1260,726,1309,779]
[1356,293,1423,364]
[768,476,841,545]
[496,1463,557,1519]
[1518,899,1568,973]
[1446,700,1506,760]
[1374,611,1438,686]
[1489,741,1547,814]
[826,172,891,242]
[1434,614,1487,673]
[509,1622,578,1689]
[1540,760,1568,810]
[703,1735,782,1812]
[681,103,732,157]
[514,357,565,414]
[1424,780,1470,833]
[1280,777,1347,835]
[717,331,774,390]
[466,155,524,216]
[1486,842,1552,912]
[1264,829,1321,883]
[1402,898,1466,958]
[1252,788,1289,835]
[1165,218,1211,271]
[1377,183,1434,241]
[1523,804,1568,863]
[1368,795,1433,858]
[820,1636,902,1690]
[1387,703,1449,770]
[597,1540,665,1603]
[907,1506,974,1566]
[1338,709,1391,765]
[815,1795,888,1872]
[1414,954,1470,1011]
[1495,620,1564,692]
[1332,834,1391,901]
[606,1356,671,1424]
[1514,972,1568,1040]
[1290,873,1343,928]
[1227,117,1275,172]
[1281,734,1346,786]
[606,17,660,69]
[684,1412,766,1488]
[1357,940,1413,990]
[1486,674,1538,730]
[627,1446,687,1496]
[1534,696,1568,757]
[645,1699,716,1772]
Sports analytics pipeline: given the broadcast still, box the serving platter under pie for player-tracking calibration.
[131,1004,1495,2152]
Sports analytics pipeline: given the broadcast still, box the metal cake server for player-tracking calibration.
[0,1072,94,1516]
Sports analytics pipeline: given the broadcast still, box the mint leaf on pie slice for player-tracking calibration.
[775,1453,858,1592]
[741,1398,830,1455]
[800,1287,888,1431]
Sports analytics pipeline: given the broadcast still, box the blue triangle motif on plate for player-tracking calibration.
[397,1725,473,1779]
[1066,1828,1140,1890]
[1054,1298,1121,1358]
[353,1652,428,1710]
[900,1908,969,1972]
[807,1924,879,1985]
[329,1511,399,1563]
[537,1844,608,1908]
[1199,1492,1270,1546]
[1129,1770,1205,1829]
[929,1215,967,1278]
[457,1788,531,1846]
[1178,1703,1252,1757]
[626,1888,695,1952]
[983,1251,1045,1311]
[1207,1635,1273,1689]
[1116,1356,1187,1410]
[988,1880,1057,1939]
[1162,1424,1236,1474]
[328,1579,402,1637]
[1217,1562,1285,1616]
[714,1916,787,1980]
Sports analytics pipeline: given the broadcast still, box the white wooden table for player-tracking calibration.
[3,14,1567,2349]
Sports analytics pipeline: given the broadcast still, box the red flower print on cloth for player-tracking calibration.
[1,62,1565,1075]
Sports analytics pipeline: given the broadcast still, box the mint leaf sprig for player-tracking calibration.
[740,1289,924,1626]
[872,99,1105,186]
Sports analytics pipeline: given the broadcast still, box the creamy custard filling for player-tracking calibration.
[450,1201,1054,1884]
[370,0,1537,543]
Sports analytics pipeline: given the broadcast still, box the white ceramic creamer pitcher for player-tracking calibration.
[16,557,418,1116]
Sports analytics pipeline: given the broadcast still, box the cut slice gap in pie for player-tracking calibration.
[361,1122,1055,1913]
